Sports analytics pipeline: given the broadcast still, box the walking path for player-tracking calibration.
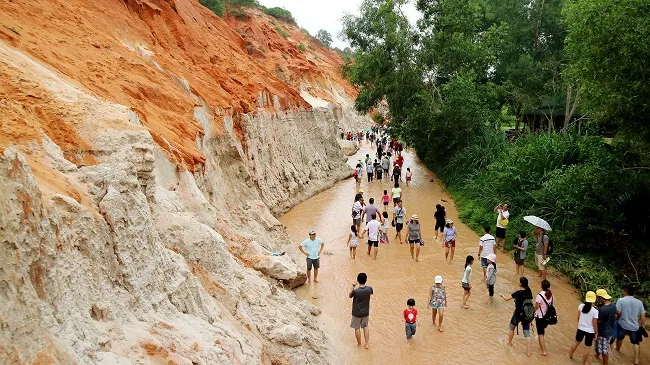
[280,141,648,364]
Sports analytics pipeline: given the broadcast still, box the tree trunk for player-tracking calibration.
[514,103,522,131]
[565,86,581,128]
[564,85,572,129]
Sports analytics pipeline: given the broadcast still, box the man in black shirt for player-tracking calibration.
[349,272,373,349]
[595,289,616,365]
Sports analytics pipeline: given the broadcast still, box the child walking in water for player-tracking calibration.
[405,167,412,187]
[461,255,474,309]
[404,298,418,342]
[485,253,497,304]
[381,211,390,244]
[382,190,390,212]
[346,225,359,260]
[428,275,446,331]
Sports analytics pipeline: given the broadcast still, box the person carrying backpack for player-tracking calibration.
[500,277,534,357]
[534,280,557,356]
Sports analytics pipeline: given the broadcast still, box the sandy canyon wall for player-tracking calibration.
[0,0,370,363]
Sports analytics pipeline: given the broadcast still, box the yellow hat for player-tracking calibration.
[585,291,597,303]
[596,289,612,300]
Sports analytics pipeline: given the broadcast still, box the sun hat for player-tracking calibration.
[358,188,364,193]
[487,253,497,262]
[446,219,453,224]
[309,229,316,235]
[596,289,612,300]
[585,291,597,303]
[411,214,419,220]
[435,275,443,284]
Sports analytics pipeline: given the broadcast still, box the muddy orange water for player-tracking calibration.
[280,141,648,365]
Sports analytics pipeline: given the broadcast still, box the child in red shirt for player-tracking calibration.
[404,298,418,341]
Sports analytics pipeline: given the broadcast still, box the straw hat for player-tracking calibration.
[446,219,453,224]
[585,291,597,303]
[308,229,316,235]
[411,214,419,220]
[487,253,497,262]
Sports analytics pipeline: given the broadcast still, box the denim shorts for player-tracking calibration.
[405,322,417,339]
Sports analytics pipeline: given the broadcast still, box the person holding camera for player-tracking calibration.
[494,203,510,250]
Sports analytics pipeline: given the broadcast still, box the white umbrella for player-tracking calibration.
[523,215,552,231]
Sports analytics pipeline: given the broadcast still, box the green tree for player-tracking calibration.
[564,0,650,143]
[315,29,333,47]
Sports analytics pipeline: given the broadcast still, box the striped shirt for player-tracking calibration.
[479,234,496,258]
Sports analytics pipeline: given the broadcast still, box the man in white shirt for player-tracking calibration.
[298,229,324,283]
[477,226,496,279]
[363,213,382,260]
[494,204,510,250]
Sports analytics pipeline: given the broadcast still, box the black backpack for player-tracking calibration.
[545,236,554,255]
[538,294,558,325]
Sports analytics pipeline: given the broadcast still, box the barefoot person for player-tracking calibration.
[478,226,496,279]
[615,285,646,365]
[494,203,509,250]
[485,253,497,304]
[392,199,406,244]
[532,226,549,281]
[513,231,528,275]
[403,299,418,342]
[569,291,599,365]
[443,219,457,263]
[346,225,359,260]
[434,204,446,241]
[428,275,446,331]
[595,289,616,365]
[363,213,382,260]
[349,273,373,349]
[298,229,324,283]
[501,277,534,357]
[534,280,554,356]
[406,215,423,262]
[461,255,474,309]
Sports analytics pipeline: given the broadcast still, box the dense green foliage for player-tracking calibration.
[342,0,650,301]
[315,29,333,48]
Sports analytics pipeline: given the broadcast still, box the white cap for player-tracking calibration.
[309,229,316,235]
[487,253,497,262]
[435,275,443,284]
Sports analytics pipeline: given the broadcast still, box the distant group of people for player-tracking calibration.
[297,132,646,364]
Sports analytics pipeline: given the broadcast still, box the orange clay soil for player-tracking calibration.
[0,0,355,169]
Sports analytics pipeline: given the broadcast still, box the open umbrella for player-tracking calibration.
[523,215,552,231]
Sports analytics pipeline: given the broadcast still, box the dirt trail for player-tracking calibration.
[281,140,649,365]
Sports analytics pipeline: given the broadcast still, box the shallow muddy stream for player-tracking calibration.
[280,141,648,365]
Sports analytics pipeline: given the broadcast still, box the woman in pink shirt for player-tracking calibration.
[534,280,554,356]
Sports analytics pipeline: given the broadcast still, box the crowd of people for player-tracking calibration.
[298,130,647,364]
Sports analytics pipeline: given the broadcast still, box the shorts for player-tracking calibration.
[535,317,548,335]
[383,168,389,174]
[405,322,417,339]
[487,284,494,297]
[496,227,506,239]
[406,177,411,181]
[445,240,456,248]
[616,323,641,345]
[306,257,320,270]
[350,316,369,329]
[383,201,389,206]
[408,239,422,246]
[480,257,489,268]
[462,282,470,292]
[396,223,404,232]
[595,336,610,355]
[575,329,595,347]
[435,222,444,232]
[514,255,525,266]
[353,218,361,227]
[349,241,358,248]
[535,254,546,270]
[393,197,400,204]
[367,240,379,247]
[509,314,531,337]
